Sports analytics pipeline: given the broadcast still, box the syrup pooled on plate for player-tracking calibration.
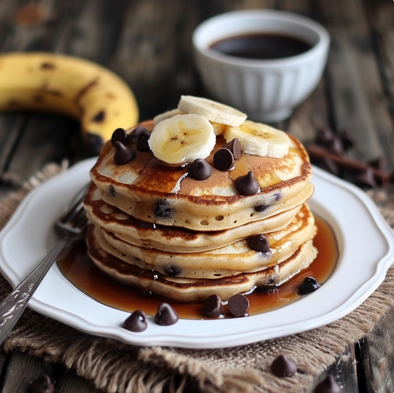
[57,215,338,319]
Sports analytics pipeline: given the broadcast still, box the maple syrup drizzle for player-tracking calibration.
[56,215,338,319]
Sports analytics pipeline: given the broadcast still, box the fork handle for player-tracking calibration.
[0,237,73,347]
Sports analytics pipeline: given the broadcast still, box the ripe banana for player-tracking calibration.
[178,95,246,126]
[0,52,139,154]
[153,108,185,125]
[224,120,290,158]
[149,114,216,164]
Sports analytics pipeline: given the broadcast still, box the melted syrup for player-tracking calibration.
[57,215,338,319]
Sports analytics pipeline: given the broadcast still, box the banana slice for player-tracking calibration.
[149,114,216,164]
[178,96,247,126]
[153,108,185,125]
[224,120,290,158]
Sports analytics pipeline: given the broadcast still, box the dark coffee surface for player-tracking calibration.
[210,33,312,60]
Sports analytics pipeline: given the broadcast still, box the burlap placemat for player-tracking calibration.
[1,163,394,393]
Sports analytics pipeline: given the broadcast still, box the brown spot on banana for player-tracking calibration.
[92,110,105,123]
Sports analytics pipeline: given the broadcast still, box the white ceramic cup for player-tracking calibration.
[193,10,330,122]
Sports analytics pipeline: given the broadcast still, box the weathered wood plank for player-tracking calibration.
[316,0,393,166]
[356,306,394,393]
[0,351,56,393]
[56,369,99,393]
[364,0,394,171]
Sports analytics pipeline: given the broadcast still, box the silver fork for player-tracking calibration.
[0,184,89,346]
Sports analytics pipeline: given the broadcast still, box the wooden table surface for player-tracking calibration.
[0,0,393,392]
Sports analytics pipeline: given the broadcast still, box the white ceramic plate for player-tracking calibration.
[0,159,393,349]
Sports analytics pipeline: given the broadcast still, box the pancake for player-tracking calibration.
[90,120,313,231]
[93,204,316,279]
[87,224,317,302]
[84,96,318,303]
[84,182,303,253]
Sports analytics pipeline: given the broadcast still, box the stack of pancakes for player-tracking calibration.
[84,108,317,302]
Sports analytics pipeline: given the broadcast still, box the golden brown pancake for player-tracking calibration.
[87,224,317,302]
[92,204,316,279]
[84,182,303,253]
[89,120,313,231]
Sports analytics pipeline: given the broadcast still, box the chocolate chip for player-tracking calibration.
[155,199,174,219]
[254,204,269,212]
[315,126,334,145]
[189,158,212,180]
[154,303,179,326]
[111,128,128,146]
[353,167,376,190]
[271,354,297,377]
[298,276,320,295]
[228,294,249,317]
[338,128,355,150]
[163,265,182,277]
[327,136,344,156]
[114,141,136,165]
[123,310,148,332]
[108,185,116,197]
[28,374,55,393]
[247,234,270,253]
[368,156,387,172]
[235,171,260,195]
[224,138,241,159]
[202,294,224,317]
[314,375,342,393]
[316,157,339,176]
[214,147,234,171]
[137,130,151,152]
[86,133,104,156]
[131,125,149,141]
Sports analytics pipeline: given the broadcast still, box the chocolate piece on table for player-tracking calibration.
[114,141,136,165]
[307,144,390,185]
[28,374,55,393]
[338,128,355,150]
[223,138,241,159]
[327,136,344,156]
[154,303,179,326]
[298,276,320,295]
[271,354,297,377]
[235,171,260,195]
[247,234,270,253]
[314,375,342,393]
[228,294,249,317]
[315,126,334,145]
[368,156,387,172]
[353,167,376,190]
[202,294,224,317]
[111,127,128,146]
[124,310,148,332]
[189,158,212,180]
[316,156,339,176]
[214,147,234,171]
